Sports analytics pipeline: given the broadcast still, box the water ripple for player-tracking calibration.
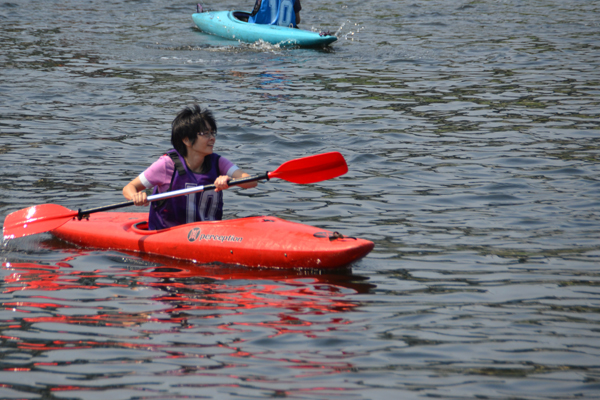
[1,0,600,398]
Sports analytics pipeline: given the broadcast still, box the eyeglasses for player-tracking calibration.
[198,131,216,137]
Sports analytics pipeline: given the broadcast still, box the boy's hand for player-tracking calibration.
[132,191,149,206]
[214,175,230,192]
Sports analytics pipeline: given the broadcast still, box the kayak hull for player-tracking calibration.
[51,213,373,269]
[192,11,337,47]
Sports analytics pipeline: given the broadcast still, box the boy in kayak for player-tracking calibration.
[249,0,302,28]
[122,105,257,230]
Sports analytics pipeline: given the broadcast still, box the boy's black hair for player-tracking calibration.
[171,105,217,157]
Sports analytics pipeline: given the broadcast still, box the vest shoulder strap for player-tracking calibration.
[168,151,187,176]
[153,151,184,210]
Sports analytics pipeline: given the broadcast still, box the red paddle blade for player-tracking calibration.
[269,152,348,184]
[3,204,78,241]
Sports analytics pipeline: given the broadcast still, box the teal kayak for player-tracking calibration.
[192,11,337,48]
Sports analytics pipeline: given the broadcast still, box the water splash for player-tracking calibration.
[334,20,365,42]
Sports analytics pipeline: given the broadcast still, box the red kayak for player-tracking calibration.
[50,212,374,269]
[3,153,373,269]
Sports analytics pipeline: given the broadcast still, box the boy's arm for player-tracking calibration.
[123,177,149,206]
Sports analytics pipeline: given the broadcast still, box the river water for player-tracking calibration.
[1,0,599,399]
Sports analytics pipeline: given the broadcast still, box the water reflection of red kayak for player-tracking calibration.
[50,212,374,270]
[2,256,375,332]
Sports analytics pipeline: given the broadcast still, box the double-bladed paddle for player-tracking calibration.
[3,151,348,241]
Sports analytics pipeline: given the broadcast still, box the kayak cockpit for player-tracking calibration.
[133,221,149,230]
[132,220,162,235]
[232,11,252,23]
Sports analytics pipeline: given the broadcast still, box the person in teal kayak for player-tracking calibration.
[122,105,257,230]
[248,0,302,28]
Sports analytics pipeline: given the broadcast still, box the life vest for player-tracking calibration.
[148,150,223,230]
[248,0,298,28]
